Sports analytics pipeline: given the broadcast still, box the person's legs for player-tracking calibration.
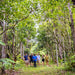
[46,60,48,66]
[30,60,33,66]
[46,61,49,66]
[43,61,45,66]
[42,61,43,65]
[31,61,33,66]
[39,60,40,65]
[35,61,36,67]
[34,61,35,67]
[30,61,31,66]
[25,61,28,67]
[42,59,45,66]
[47,62,48,65]
[37,60,40,65]
[26,60,29,67]
[34,61,36,67]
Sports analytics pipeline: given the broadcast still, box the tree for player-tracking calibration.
[0,0,37,58]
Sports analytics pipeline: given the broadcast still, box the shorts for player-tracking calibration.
[25,60,29,64]
[42,59,45,62]
[30,60,33,63]
[37,60,40,63]
[46,59,49,63]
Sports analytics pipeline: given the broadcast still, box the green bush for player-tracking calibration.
[0,58,16,70]
[65,55,75,71]
[17,54,25,64]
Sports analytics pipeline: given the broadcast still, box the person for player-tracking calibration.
[42,55,45,65]
[29,53,33,66]
[37,53,40,65]
[32,54,37,67]
[45,54,49,66]
[24,53,29,67]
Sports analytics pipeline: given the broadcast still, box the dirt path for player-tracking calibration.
[4,65,75,75]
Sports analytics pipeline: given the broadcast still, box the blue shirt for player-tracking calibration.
[32,56,37,61]
[24,55,28,60]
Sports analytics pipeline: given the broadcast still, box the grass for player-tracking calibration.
[14,63,75,75]
[0,60,75,75]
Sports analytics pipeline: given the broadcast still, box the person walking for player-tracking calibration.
[29,53,33,66]
[32,54,37,67]
[37,53,40,65]
[24,53,29,67]
[42,55,45,66]
[45,54,49,66]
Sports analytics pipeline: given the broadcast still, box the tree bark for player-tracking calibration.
[68,3,75,53]
[20,42,23,59]
[63,38,66,62]
[58,43,63,59]
[23,45,24,58]
[12,28,15,58]
[56,43,59,66]
[51,51,54,62]
[2,19,6,58]
[54,29,59,66]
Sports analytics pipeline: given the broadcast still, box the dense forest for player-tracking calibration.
[0,0,75,75]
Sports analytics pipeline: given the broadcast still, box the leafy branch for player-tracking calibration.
[0,10,33,35]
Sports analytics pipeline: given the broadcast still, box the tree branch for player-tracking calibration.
[0,10,32,35]
[0,20,3,27]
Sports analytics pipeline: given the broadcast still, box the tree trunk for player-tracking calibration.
[64,50,66,62]
[20,42,23,59]
[68,3,75,53]
[54,29,59,66]
[51,51,54,62]
[58,34,63,60]
[56,43,59,66]
[63,38,66,62]
[51,47,54,62]
[12,28,15,58]
[23,45,24,59]
[2,19,6,58]
[58,43,63,59]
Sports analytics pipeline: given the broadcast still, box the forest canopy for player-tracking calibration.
[0,0,75,74]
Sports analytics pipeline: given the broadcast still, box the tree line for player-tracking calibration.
[0,0,75,67]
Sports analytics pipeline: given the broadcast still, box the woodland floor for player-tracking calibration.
[4,64,75,75]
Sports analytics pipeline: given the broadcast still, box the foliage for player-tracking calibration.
[0,58,16,70]
[17,54,25,64]
[0,40,5,45]
[0,0,75,74]
[65,55,75,71]
[10,63,75,75]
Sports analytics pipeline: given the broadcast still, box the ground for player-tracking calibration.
[7,64,75,75]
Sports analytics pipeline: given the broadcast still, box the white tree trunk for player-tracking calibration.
[68,3,75,52]
[58,34,63,60]
[64,50,66,62]
[56,43,59,66]
[58,43,62,59]
[63,38,66,62]
[12,28,15,58]
[54,29,59,66]
[23,45,24,58]
[20,42,23,59]
[2,18,6,58]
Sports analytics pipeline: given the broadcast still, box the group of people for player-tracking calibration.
[24,53,49,67]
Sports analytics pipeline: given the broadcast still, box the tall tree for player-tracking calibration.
[68,3,75,52]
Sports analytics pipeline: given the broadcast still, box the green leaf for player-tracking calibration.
[0,40,5,45]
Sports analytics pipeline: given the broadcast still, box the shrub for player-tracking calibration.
[65,55,75,71]
[0,58,16,70]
